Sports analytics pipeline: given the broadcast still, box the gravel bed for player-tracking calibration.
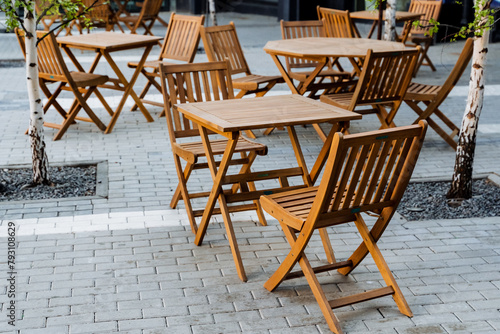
[0,165,96,202]
[398,178,500,221]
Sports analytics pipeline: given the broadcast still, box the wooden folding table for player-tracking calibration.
[350,10,423,41]
[57,32,162,134]
[175,94,361,281]
[264,37,407,140]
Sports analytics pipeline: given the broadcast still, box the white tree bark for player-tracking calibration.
[448,31,489,199]
[384,0,397,41]
[25,7,50,185]
[208,0,217,26]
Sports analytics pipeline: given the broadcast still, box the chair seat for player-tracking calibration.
[320,92,393,116]
[70,72,109,87]
[175,137,268,162]
[260,186,319,231]
[404,82,441,101]
[289,69,352,82]
[232,74,284,91]
[320,92,354,108]
[118,15,155,24]
[408,34,432,44]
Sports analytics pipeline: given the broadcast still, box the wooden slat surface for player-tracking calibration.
[264,37,408,59]
[176,95,361,133]
[57,32,162,51]
[350,10,422,22]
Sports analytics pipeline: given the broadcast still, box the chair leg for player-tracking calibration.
[406,100,459,149]
[170,162,195,209]
[230,151,267,226]
[131,72,154,111]
[318,228,336,264]
[172,155,198,234]
[276,224,344,333]
[413,40,434,76]
[264,222,314,292]
[298,245,344,334]
[353,214,412,317]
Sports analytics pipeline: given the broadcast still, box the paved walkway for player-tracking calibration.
[0,11,499,333]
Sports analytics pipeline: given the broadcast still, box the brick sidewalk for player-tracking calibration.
[0,11,499,333]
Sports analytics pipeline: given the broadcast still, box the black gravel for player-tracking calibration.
[0,165,96,202]
[398,179,500,221]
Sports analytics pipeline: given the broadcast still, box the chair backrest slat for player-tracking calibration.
[35,31,69,81]
[159,61,235,144]
[350,48,419,110]
[200,22,251,75]
[306,122,427,228]
[82,0,112,21]
[409,0,442,35]
[141,0,163,19]
[280,20,327,70]
[160,13,205,62]
[317,6,360,38]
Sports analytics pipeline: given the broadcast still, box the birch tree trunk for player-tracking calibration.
[384,0,397,41]
[447,29,489,199]
[25,7,50,185]
[208,0,217,26]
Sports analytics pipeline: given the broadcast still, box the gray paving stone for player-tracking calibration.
[118,318,166,331]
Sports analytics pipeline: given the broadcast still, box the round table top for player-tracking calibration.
[264,37,409,58]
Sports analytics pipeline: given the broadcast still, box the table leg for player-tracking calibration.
[287,125,312,187]
[268,54,300,94]
[297,58,329,96]
[309,122,344,185]
[367,21,377,39]
[102,46,155,134]
[194,128,248,281]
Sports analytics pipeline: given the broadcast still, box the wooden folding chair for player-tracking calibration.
[159,61,269,234]
[77,0,116,34]
[399,0,442,76]
[127,13,205,116]
[279,20,353,99]
[35,0,73,36]
[260,121,428,334]
[320,48,420,129]
[200,22,285,100]
[16,30,112,140]
[404,38,473,149]
[317,6,361,38]
[114,0,162,38]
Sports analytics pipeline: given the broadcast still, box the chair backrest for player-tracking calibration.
[159,13,205,62]
[306,121,427,228]
[159,61,235,145]
[82,0,113,22]
[280,19,326,71]
[139,0,163,19]
[317,6,360,38]
[349,48,419,110]
[14,28,26,59]
[35,0,62,21]
[433,37,474,106]
[200,22,251,76]
[35,30,72,83]
[408,0,442,35]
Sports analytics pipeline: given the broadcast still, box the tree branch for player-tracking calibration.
[36,0,100,47]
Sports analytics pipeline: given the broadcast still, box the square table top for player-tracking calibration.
[175,95,361,133]
[57,32,162,51]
